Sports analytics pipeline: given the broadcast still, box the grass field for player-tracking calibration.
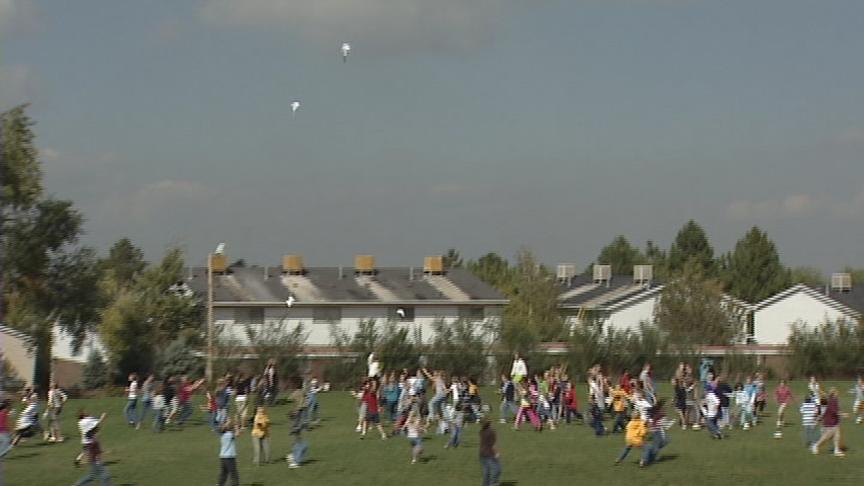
[3,381,863,485]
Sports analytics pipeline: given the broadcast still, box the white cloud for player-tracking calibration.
[726,188,864,222]
[40,147,60,161]
[0,65,34,111]
[199,0,501,53]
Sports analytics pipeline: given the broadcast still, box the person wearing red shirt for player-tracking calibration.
[360,383,387,440]
[619,371,632,395]
[177,376,205,425]
[564,382,583,424]
[0,398,12,458]
[774,380,795,427]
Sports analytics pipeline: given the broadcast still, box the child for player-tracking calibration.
[217,418,241,485]
[737,381,755,430]
[850,376,864,424]
[11,394,41,446]
[44,382,68,442]
[513,385,541,432]
[138,375,155,429]
[405,411,425,464]
[445,403,466,449]
[811,388,845,457]
[73,416,112,486]
[499,375,517,424]
[0,399,12,458]
[674,378,688,430]
[563,382,583,424]
[287,407,309,469]
[774,379,794,427]
[610,384,628,433]
[124,373,139,427]
[643,400,670,466]
[799,395,819,448]
[251,406,271,465]
[614,410,646,465]
[702,390,722,439]
[151,386,167,432]
[75,411,106,468]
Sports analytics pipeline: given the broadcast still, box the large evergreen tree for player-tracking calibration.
[667,220,715,275]
[589,235,644,275]
[500,249,564,353]
[722,227,790,302]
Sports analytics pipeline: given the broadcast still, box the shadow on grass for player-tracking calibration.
[655,454,679,463]
[6,452,39,460]
[419,455,438,464]
[500,481,519,486]
[104,460,122,466]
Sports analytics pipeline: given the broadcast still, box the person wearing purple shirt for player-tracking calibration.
[811,388,845,457]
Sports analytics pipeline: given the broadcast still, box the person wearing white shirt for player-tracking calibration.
[510,353,527,384]
[368,353,381,381]
[124,373,139,427]
[702,391,722,439]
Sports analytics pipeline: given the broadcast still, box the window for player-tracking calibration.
[233,307,264,326]
[746,313,755,344]
[458,306,485,321]
[388,307,415,322]
[313,307,342,324]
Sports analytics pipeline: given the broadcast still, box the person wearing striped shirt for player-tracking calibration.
[799,396,820,448]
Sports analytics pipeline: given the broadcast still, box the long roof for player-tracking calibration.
[557,274,662,310]
[186,265,507,305]
[753,283,862,318]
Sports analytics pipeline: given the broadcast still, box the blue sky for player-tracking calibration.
[2,0,863,271]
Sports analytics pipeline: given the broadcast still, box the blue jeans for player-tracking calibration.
[0,432,11,457]
[153,410,166,432]
[500,400,517,422]
[591,405,605,436]
[75,460,112,485]
[448,425,462,447]
[706,416,720,437]
[177,401,193,425]
[617,445,634,462]
[428,394,445,420]
[480,456,501,486]
[124,399,138,424]
[291,439,308,465]
[642,430,668,465]
[804,424,819,447]
[138,398,152,425]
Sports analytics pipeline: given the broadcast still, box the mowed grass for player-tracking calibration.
[3,381,863,485]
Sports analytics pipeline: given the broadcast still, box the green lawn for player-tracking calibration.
[3,381,863,485]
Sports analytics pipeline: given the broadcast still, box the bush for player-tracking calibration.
[787,318,864,378]
[82,350,109,390]
[155,336,204,379]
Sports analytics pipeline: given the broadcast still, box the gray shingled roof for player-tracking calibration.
[557,274,661,309]
[185,266,507,304]
[810,285,864,315]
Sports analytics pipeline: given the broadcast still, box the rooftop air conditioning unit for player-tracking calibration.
[593,264,612,285]
[633,265,653,285]
[355,255,376,274]
[282,255,304,274]
[424,256,444,274]
[557,264,577,283]
[830,273,852,292]
[210,254,228,273]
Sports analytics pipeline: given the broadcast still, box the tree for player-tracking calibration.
[244,321,307,388]
[667,220,715,275]
[500,249,564,353]
[589,236,644,275]
[643,240,668,278]
[377,321,420,372]
[155,336,204,378]
[789,267,825,287]
[722,227,790,302]
[466,252,513,293]
[82,349,109,390]
[1,104,42,209]
[101,238,145,288]
[443,249,464,269]
[655,260,746,353]
[427,318,489,379]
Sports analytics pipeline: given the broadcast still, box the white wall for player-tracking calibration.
[753,291,854,345]
[215,305,503,346]
[52,326,107,364]
[605,297,658,332]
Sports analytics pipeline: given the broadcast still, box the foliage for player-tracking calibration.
[721,226,790,303]
[155,336,204,379]
[655,260,746,352]
[442,248,464,269]
[244,321,308,388]
[567,323,670,380]
[500,249,564,353]
[0,104,43,208]
[667,220,715,275]
[787,318,864,378]
[788,266,826,286]
[589,235,644,275]
[426,318,490,379]
[643,240,668,279]
[377,321,420,372]
[100,238,146,289]
[82,349,109,390]
[466,252,514,293]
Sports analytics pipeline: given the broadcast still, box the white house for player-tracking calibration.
[187,255,508,354]
[752,279,862,345]
[51,326,107,387]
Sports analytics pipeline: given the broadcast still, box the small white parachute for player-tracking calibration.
[341,42,351,62]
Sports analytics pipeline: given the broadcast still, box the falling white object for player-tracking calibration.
[396,308,406,318]
[286,295,296,308]
[341,42,351,62]
[214,243,226,255]
[290,100,301,115]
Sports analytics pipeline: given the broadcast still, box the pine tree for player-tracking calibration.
[667,220,715,275]
[82,350,109,389]
[722,227,791,302]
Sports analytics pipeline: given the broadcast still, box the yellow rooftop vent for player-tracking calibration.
[424,256,444,274]
[282,255,304,274]
[355,255,376,274]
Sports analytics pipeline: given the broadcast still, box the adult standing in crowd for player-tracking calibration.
[811,388,845,457]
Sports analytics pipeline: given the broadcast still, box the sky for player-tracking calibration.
[2,0,864,272]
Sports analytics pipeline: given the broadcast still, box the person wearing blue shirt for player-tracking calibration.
[217,419,241,486]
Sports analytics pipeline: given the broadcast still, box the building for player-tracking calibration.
[1,324,35,388]
[751,275,863,346]
[186,255,508,362]
[51,326,107,388]
[557,264,666,332]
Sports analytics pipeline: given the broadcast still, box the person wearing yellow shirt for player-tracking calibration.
[611,385,629,433]
[251,406,271,465]
[614,411,646,465]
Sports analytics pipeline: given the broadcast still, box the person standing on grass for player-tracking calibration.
[74,411,106,468]
[479,418,501,486]
[510,353,527,384]
[774,380,794,427]
[251,406,271,465]
[716,377,733,430]
[445,402,466,449]
[800,395,820,448]
[73,421,112,486]
[263,359,279,405]
[610,384,628,433]
[151,385,167,432]
[44,382,68,442]
[639,363,655,404]
[811,388,846,457]
[850,376,864,424]
[563,382,583,424]
[360,381,388,440]
[614,410,646,465]
[137,375,155,429]
[177,375,205,426]
[0,399,12,458]
[124,373,139,427]
[702,390,722,440]
[234,374,251,429]
[673,378,688,430]
[217,418,241,486]
[405,411,425,464]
